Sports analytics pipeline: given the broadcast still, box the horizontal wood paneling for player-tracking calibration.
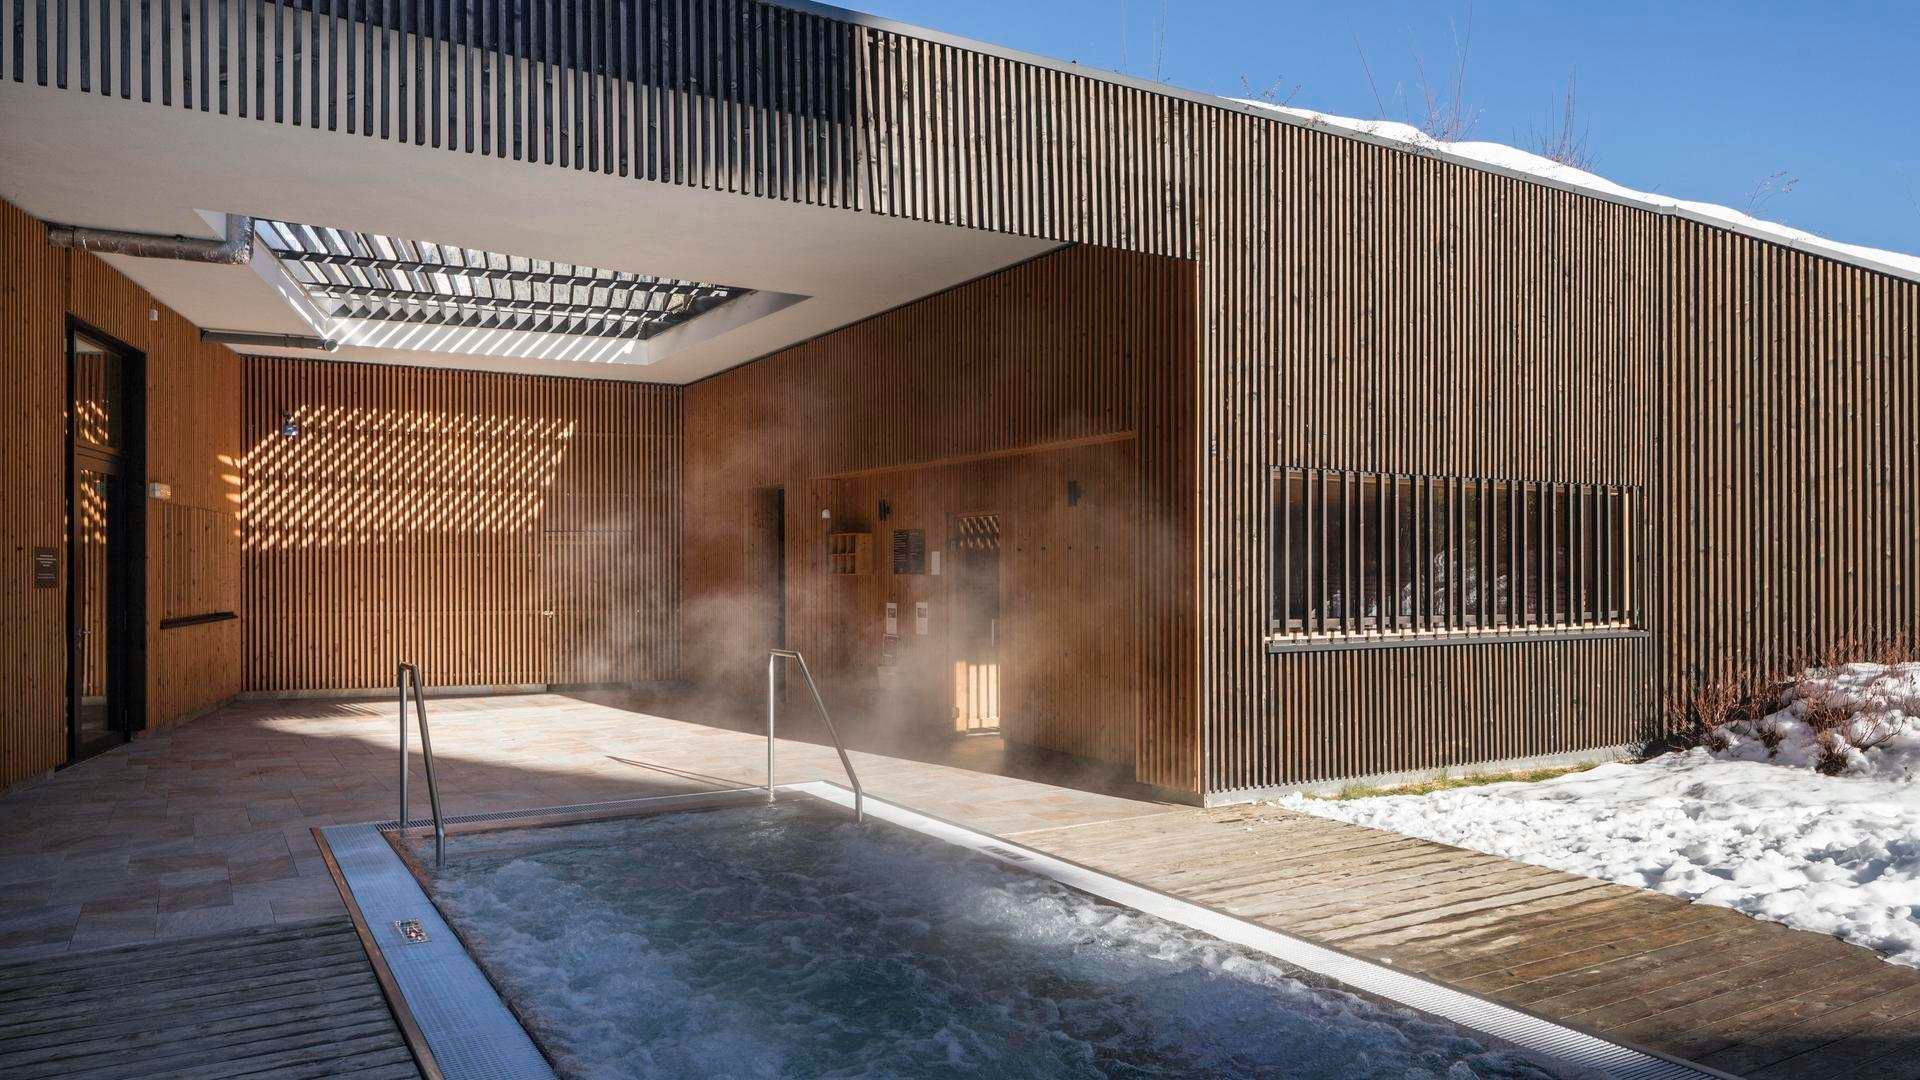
[685,244,1197,790]
[241,357,681,692]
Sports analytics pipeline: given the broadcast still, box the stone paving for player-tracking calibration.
[0,692,1176,964]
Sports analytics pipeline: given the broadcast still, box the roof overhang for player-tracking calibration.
[0,79,1057,383]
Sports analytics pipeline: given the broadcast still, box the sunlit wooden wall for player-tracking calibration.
[240,358,682,692]
[2,196,243,790]
[684,244,1197,790]
[0,201,68,788]
[1659,224,1920,696]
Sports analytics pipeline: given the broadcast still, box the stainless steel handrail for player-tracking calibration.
[768,649,864,823]
[397,663,447,866]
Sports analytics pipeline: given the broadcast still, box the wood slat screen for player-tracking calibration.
[1271,467,1637,642]
[241,356,682,692]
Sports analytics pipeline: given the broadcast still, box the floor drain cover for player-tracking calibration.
[394,919,430,943]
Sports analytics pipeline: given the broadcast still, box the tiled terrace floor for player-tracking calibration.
[0,692,1175,964]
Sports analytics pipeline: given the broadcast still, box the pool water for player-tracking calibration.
[410,802,1569,1079]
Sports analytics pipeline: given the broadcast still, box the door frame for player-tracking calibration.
[64,317,147,767]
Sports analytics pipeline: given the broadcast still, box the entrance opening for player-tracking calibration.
[949,512,1003,735]
[748,487,787,654]
[66,326,144,765]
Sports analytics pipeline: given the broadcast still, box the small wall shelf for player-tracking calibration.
[828,532,873,576]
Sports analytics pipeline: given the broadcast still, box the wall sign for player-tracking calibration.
[885,602,898,636]
[32,547,56,588]
[915,602,930,636]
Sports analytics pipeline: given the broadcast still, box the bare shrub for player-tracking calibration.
[1666,673,1743,743]
[1746,170,1800,214]
[1816,633,1870,671]
[1349,3,1480,142]
[1526,72,1593,169]
[1240,75,1303,109]
[1814,730,1855,776]
[1872,634,1917,666]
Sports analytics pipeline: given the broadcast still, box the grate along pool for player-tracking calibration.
[400,800,1577,1079]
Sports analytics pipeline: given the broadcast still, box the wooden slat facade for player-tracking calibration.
[5,2,1918,798]
[240,356,682,692]
[0,201,68,789]
[2,197,242,791]
[684,244,1196,788]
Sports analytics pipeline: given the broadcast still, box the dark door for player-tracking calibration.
[747,486,787,653]
[948,513,1002,735]
[67,329,139,765]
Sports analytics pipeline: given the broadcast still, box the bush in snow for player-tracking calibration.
[1709,660,1920,779]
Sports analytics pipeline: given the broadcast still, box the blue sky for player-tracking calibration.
[856,1,1920,259]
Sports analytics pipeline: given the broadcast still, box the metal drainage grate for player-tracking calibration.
[394,919,430,944]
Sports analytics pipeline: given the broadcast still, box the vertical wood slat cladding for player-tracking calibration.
[240,357,681,692]
[684,244,1197,790]
[1661,226,1920,700]
[1200,111,1663,794]
[0,201,67,789]
[64,243,247,735]
[3,196,243,788]
[13,4,1917,794]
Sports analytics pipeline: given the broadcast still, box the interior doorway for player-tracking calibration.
[67,326,143,765]
[948,512,1003,735]
[747,486,787,653]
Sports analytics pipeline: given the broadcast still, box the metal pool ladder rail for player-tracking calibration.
[396,662,447,866]
[768,649,865,823]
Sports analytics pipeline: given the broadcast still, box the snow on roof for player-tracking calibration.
[1233,99,1920,285]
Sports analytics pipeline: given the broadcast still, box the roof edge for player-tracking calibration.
[770,0,1920,287]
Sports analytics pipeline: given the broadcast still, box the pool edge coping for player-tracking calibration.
[319,784,1736,1080]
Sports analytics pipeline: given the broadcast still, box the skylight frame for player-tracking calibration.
[257,219,749,343]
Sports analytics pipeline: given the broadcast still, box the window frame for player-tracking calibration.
[1270,466,1643,652]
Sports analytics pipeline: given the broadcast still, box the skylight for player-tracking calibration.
[257,219,749,342]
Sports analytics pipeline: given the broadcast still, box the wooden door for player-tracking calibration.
[948,513,1002,734]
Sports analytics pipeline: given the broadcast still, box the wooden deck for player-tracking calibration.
[0,917,420,1079]
[1012,803,1920,1080]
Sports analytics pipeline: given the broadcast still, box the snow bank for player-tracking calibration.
[1232,99,1920,281]
[1279,748,1920,967]
[1713,661,1920,780]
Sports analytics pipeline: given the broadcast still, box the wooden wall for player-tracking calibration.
[1660,224,1920,696]
[2,196,243,790]
[684,245,1197,789]
[240,358,682,692]
[0,201,68,788]
[13,3,1918,795]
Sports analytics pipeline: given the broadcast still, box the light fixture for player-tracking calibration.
[279,411,302,440]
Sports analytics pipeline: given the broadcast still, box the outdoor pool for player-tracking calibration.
[401,799,1571,1079]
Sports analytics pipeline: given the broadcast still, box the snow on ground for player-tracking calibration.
[1279,664,1920,967]
[1232,99,1920,281]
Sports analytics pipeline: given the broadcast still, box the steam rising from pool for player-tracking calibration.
[412,804,1567,1079]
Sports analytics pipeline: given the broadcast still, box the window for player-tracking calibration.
[1272,468,1635,643]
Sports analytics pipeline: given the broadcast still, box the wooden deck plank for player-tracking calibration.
[0,917,420,1080]
[1020,804,1920,1078]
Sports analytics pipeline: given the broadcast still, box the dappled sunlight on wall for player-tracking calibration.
[241,359,681,693]
[238,405,576,550]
